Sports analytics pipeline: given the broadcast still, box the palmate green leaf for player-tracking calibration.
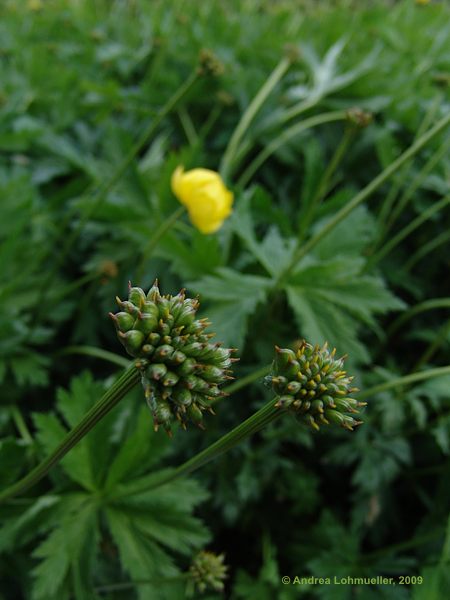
[312,206,376,260]
[286,256,404,362]
[188,267,272,348]
[156,230,224,279]
[230,192,295,276]
[106,507,184,600]
[110,480,209,555]
[31,493,98,600]
[0,495,59,554]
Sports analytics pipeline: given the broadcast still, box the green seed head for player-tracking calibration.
[111,281,237,434]
[188,550,228,595]
[268,341,364,432]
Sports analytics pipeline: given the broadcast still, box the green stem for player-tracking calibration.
[224,364,271,395]
[135,205,186,282]
[116,398,281,496]
[10,406,34,445]
[413,319,450,372]
[297,125,355,243]
[59,346,131,368]
[274,112,450,288]
[362,528,443,562]
[358,365,450,401]
[220,56,292,181]
[374,92,443,243]
[366,194,450,270]
[0,365,141,503]
[404,229,450,272]
[384,137,450,237]
[279,96,320,125]
[237,110,346,188]
[387,298,450,338]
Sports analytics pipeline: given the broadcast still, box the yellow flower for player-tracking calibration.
[171,166,233,234]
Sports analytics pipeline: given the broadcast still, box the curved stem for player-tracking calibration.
[413,319,450,372]
[0,364,141,503]
[358,365,450,401]
[223,364,271,395]
[365,194,450,271]
[115,398,281,496]
[237,110,346,188]
[135,205,185,282]
[297,125,355,243]
[387,298,450,337]
[404,229,450,272]
[59,346,131,368]
[220,56,292,181]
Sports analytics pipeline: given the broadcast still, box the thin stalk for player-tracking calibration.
[220,56,292,181]
[224,364,271,395]
[279,96,321,126]
[387,298,450,338]
[365,195,450,270]
[297,125,355,243]
[374,91,443,244]
[178,106,198,146]
[116,398,281,496]
[32,69,200,327]
[135,206,186,282]
[0,365,141,503]
[59,346,131,369]
[413,319,450,372]
[237,111,346,188]
[384,138,450,236]
[361,528,443,562]
[47,270,104,304]
[358,365,450,401]
[404,229,450,272]
[10,406,34,445]
[274,112,450,289]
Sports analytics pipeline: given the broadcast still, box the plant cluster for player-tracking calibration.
[0,0,449,599]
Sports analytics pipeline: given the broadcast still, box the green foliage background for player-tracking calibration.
[0,0,449,598]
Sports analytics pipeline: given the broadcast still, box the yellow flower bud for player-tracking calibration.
[171,166,233,234]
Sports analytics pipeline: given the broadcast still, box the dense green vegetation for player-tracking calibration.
[0,0,449,598]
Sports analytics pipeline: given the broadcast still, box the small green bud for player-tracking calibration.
[128,285,146,308]
[172,387,192,407]
[153,344,174,361]
[177,358,198,376]
[135,313,158,335]
[146,363,168,381]
[111,311,135,332]
[119,330,145,356]
[161,371,180,387]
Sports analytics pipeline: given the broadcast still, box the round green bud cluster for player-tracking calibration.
[267,341,365,431]
[110,281,237,434]
[188,551,228,595]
